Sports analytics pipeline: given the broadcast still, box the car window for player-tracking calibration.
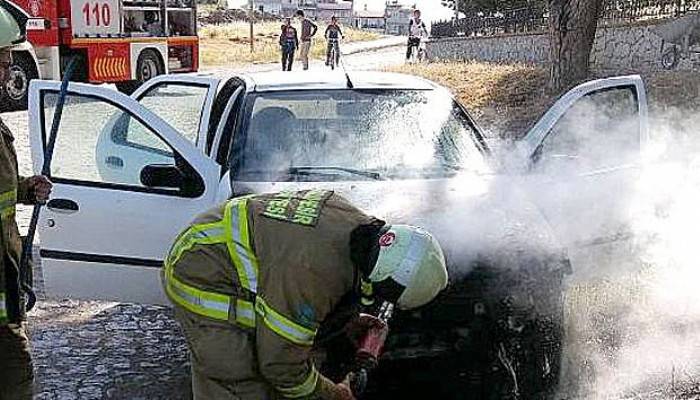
[136,83,208,144]
[234,89,489,182]
[536,87,639,172]
[43,92,180,191]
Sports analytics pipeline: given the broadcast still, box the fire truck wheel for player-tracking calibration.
[1,52,38,111]
[116,50,163,95]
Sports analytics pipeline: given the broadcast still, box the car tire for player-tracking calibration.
[116,49,163,95]
[661,45,679,70]
[1,52,38,112]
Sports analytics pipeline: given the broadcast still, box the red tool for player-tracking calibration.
[350,301,394,396]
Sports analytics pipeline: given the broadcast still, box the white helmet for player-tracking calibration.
[368,225,448,310]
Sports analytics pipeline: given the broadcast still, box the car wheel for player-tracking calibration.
[661,45,679,70]
[0,52,38,111]
[116,49,163,95]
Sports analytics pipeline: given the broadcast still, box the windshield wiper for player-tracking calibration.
[288,166,382,180]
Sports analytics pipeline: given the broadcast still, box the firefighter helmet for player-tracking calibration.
[368,225,448,310]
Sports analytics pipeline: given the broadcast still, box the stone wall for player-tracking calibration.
[428,21,699,72]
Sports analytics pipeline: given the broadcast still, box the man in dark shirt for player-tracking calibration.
[295,9,317,70]
[280,18,299,71]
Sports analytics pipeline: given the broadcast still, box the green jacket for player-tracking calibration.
[164,190,376,399]
[0,118,32,324]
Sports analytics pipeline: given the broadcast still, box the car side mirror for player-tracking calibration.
[140,164,203,197]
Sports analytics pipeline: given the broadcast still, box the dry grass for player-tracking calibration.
[388,61,550,138]
[199,21,380,67]
[389,61,700,138]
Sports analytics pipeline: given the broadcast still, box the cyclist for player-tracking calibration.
[325,16,344,67]
[406,9,428,62]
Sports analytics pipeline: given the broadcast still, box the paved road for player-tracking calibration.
[1,44,404,400]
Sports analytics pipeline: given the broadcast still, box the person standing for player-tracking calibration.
[295,10,317,70]
[0,6,53,399]
[162,190,449,399]
[279,18,299,71]
[406,9,428,61]
[325,16,344,67]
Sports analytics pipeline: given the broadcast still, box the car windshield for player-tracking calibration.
[234,89,490,182]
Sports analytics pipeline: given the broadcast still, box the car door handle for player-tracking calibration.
[47,198,80,214]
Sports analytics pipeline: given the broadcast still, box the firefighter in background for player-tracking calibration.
[0,6,53,399]
[163,190,449,399]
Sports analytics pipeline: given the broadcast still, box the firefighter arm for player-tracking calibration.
[256,261,352,399]
[256,327,351,399]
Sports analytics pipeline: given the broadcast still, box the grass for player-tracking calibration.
[390,61,700,139]
[389,61,550,138]
[199,21,381,67]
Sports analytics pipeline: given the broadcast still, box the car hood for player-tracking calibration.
[235,173,568,277]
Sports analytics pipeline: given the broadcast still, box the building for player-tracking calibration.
[317,0,353,24]
[255,0,284,15]
[385,0,413,35]
[252,0,352,20]
[354,5,386,32]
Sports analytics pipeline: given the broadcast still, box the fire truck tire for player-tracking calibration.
[116,49,164,95]
[1,52,38,111]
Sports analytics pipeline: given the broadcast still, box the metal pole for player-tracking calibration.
[249,0,254,53]
[19,56,77,312]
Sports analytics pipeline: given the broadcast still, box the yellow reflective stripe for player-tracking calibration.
[0,189,16,204]
[164,269,231,321]
[276,365,320,398]
[166,222,227,267]
[0,207,14,220]
[0,292,6,322]
[255,297,317,346]
[235,299,256,328]
[225,199,259,293]
[0,190,16,221]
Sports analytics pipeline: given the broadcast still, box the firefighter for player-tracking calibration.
[163,190,449,399]
[0,6,53,400]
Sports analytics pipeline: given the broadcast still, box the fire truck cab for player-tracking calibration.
[1,0,198,110]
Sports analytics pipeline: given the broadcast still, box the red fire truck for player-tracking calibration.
[1,0,198,110]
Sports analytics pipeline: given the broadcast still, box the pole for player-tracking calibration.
[249,0,254,53]
[19,56,77,312]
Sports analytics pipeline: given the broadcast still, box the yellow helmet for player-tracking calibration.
[368,225,448,310]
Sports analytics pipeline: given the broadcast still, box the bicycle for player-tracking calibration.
[407,38,428,64]
[327,38,340,70]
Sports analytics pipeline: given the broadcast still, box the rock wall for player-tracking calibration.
[428,21,699,71]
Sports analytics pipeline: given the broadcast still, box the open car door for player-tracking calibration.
[28,81,221,304]
[131,74,220,150]
[518,75,649,279]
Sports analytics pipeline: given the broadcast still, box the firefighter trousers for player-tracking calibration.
[174,307,275,400]
[0,323,33,400]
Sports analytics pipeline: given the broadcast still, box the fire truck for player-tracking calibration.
[1,0,198,110]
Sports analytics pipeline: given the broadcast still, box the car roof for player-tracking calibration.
[236,70,440,92]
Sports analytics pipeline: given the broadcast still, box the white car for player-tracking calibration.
[28,71,648,397]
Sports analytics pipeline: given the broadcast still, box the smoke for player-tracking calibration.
[242,84,700,397]
[523,105,700,398]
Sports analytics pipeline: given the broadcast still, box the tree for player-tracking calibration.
[548,0,603,92]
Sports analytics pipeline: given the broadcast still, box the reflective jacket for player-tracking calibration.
[163,190,376,398]
[0,118,31,325]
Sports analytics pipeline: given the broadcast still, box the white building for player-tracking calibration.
[385,0,413,35]
[354,5,386,32]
